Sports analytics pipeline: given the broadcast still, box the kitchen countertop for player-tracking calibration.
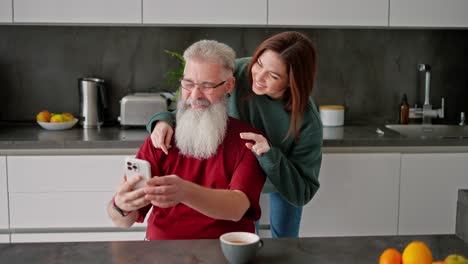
[0,235,467,263]
[1,123,468,155]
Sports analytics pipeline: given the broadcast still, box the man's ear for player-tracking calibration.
[226,76,236,95]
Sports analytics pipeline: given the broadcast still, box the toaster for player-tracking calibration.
[118,93,168,127]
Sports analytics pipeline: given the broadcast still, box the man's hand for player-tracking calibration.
[150,121,174,155]
[144,175,186,208]
[114,175,150,212]
[239,132,271,156]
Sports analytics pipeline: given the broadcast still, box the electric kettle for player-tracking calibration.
[78,77,107,128]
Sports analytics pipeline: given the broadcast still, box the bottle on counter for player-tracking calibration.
[399,94,409,124]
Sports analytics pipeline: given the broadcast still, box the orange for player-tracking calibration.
[379,248,402,264]
[36,110,51,122]
[402,241,432,264]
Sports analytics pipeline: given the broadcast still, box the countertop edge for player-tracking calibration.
[3,146,468,155]
[0,148,139,156]
[2,125,468,155]
[323,145,468,153]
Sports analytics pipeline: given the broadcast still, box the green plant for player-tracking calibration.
[164,50,185,90]
[163,50,185,105]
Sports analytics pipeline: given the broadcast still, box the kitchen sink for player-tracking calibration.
[385,124,468,138]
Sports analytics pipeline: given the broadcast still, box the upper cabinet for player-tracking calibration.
[143,0,267,25]
[390,0,468,28]
[5,0,468,28]
[268,0,389,27]
[14,0,141,24]
[0,0,13,23]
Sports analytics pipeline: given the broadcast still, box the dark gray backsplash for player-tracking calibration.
[1,26,467,125]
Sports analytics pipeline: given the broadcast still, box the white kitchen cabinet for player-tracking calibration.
[268,0,389,27]
[300,153,400,237]
[143,0,267,25]
[257,194,271,238]
[11,231,146,243]
[9,192,121,228]
[399,153,468,235]
[14,0,141,24]
[0,234,9,243]
[390,0,468,28]
[8,155,127,193]
[0,156,8,230]
[0,0,13,23]
[7,155,146,242]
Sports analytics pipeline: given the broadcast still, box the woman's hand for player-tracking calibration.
[144,175,186,208]
[114,175,150,212]
[239,132,271,156]
[150,121,174,155]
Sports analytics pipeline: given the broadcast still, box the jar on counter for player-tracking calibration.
[319,105,345,127]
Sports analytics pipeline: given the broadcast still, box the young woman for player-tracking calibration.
[146,31,322,238]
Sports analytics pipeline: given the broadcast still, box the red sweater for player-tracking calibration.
[136,117,266,240]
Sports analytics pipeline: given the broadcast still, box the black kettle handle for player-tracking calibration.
[99,82,108,109]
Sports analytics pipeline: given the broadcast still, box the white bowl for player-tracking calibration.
[37,118,78,130]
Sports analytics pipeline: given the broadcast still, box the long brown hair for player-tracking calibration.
[248,31,317,140]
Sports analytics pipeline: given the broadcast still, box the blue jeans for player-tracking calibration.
[257,192,303,238]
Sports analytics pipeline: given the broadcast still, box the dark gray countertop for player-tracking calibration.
[0,235,467,263]
[0,123,148,150]
[1,123,468,153]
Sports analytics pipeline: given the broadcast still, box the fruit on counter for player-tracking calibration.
[62,112,74,122]
[50,114,64,123]
[36,111,75,123]
[379,248,402,264]
[433,261,446,264]
[36,110,52,122]
[402,241,432,264]
[445,254,468,264]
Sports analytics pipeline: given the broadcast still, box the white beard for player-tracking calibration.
[175,97,228,159]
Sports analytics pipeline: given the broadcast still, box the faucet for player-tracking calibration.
[409,63,444,124]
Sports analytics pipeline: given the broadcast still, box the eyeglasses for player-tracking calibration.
[179,78,227,94]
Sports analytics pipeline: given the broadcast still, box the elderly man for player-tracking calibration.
[107,40,266,240]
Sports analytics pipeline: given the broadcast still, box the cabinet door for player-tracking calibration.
[399,153,468,235]
[269,0,389,27]
[390,0,468,27]
[8,155,127,192]
[11,231,146,243]
[14,0,141,24]
[257,194,271,238]
[0,234,9,243]
[8,155,145,229]
[9,192,125,228]
[143,0,267,25]
[0,156,8,230]
[300,153,400,237]
[0,0,13,23]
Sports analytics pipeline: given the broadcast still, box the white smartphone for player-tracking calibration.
[124,157,151,189]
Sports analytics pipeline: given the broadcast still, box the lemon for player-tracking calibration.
[50,114,64,123]
[62,112,75,122]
